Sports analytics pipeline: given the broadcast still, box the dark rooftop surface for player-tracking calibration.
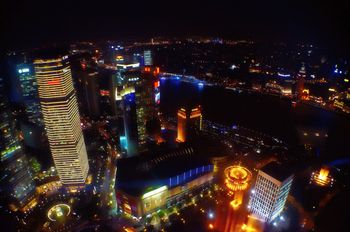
[260,161,293,182]
[116,142,221,196]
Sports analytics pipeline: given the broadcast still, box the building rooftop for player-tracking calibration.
[260,161,293,182]
[116,144,213,196]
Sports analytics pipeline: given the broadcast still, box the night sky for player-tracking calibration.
[1,0,350,53]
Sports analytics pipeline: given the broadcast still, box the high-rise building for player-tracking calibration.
[296,63,306,100]
[34,55,89,185]
[81,70,100,119]
[16,63,43,126]
[143,50,153,66]
[85,71,100,118]
[122,90,138,156]
[176,106,202,143]
[0,74,36,212]
[176,108,187,143]
[120,71,158,156]
[135,75,157,147]
[248,162,293,222]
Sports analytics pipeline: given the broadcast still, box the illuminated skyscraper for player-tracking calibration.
[120,71,158,156]
[122,90,138,156]
[34,55,89,185]
[248,162,293,222]
[296,63,306,100]
[0,74,36,211]
[16,63,43,126]
[135,74,157,147]
[176,108,187,142]
[176,106,202,143]
[143,50,153,66]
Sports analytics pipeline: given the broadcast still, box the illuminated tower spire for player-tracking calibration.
[34,55,89,185]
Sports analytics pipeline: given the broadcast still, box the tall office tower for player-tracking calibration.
[134,74,157,148]
[176,108,187,142]
[82,70,100,119]
[115,70,158,156]
[16,64,43,126]
[143,50,153,66]
[176,106,203,143]
[34,55,89,185]
[296,63,306,100]
[248,162,293,222]
[120,71,157,156]
[0,75,36,212]
[122,90,138,156]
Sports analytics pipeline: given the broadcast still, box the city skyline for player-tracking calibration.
[1,2,350,231]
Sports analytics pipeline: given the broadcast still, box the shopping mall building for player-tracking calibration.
[115,145,215,218]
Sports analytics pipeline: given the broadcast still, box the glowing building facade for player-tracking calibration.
[16,64,43,126]
[0,74,36,211]
[177,108,187,142]
[34,55,89,185]
[248,162,293,222]
[176,106,202,142]
[135,77,156,148]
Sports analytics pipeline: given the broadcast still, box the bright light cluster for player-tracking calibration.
[310,167,334,187]
[224,165,252,192]
[47,203,71,222]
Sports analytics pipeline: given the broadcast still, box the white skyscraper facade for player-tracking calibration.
[248,162,293,222]
[34,55,89,185]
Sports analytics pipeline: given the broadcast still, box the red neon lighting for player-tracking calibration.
[100,90,110,96]
[47,79,60,85]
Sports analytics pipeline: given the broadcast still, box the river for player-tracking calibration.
[160,79,350,164]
